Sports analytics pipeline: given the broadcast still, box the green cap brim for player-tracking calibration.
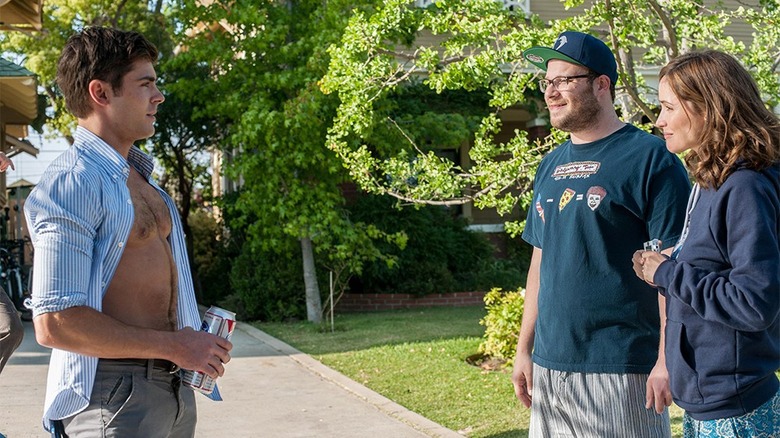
[522,46,585,72]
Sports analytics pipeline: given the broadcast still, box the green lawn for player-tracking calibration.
[254,306,684,437]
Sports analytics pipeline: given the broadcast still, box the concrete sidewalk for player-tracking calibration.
[0,320,463,438]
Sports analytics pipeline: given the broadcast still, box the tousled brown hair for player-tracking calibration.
[56,27,158,118]
[659,50,780,188]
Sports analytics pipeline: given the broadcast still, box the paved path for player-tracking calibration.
[0,320,462,438]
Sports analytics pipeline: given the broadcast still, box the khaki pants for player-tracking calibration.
[0,288,23,374]
[60,360,197,438]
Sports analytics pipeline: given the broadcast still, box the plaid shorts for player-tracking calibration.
[683,388,780,438]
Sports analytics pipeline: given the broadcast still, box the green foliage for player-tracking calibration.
[172,0,408,322]
[367,82,492,157]
[151,56,224,213]
[188,210,235,305]
[227,241,307,322]
[323,0,780,235]
[170,0,379,247]
[212,190,306,322]
[478,287,524,366]
[214,190,404,322]
[347,194,524,295]
[322,0,547,221]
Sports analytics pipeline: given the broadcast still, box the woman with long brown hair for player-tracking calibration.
[634,50,780,437]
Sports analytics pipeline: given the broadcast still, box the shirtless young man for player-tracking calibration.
[24,27,232,437]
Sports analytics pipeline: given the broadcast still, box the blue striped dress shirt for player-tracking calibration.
[24,126,205,428]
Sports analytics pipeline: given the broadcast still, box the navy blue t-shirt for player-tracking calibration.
[523,124,691,373]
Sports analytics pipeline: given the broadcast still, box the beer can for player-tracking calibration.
[643,238,661,252]
[182,306,236,395]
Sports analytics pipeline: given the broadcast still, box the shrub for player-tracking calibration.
[458,259,525,293]
[189,210,236,305]
[201,191,310,322]
[227,243,307,322]
[478,287,525,367]
[347,194,524,295]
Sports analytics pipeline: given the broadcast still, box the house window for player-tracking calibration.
[415,0,531,14]
[501,0,530,13]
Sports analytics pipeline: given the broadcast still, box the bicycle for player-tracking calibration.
[0,247,25,309]
[0,239,32,319]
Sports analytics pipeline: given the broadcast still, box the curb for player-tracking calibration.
[235,323,464,438]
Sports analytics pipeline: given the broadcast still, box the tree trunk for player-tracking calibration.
[300,237,322,323]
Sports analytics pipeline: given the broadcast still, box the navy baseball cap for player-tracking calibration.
[523,31,618,85]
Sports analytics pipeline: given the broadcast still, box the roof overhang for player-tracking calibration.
[0,57,38,124]
[0,58,39,157]
[0,0,43,32]
[4,133,38,157]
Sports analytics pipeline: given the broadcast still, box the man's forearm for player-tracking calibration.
[34,306,181,360]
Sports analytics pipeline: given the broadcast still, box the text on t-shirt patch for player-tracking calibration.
[552,161,601,180]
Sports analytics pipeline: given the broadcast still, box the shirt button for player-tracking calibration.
[127,199,132,204]
[118,242,124,248]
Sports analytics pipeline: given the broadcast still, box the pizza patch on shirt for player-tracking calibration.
[559,188,575,211]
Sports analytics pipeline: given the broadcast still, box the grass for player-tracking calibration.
[254,306,684,438]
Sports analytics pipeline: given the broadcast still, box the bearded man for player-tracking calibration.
[510,31,691,438]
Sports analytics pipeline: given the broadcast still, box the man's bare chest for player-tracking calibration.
[126,170,172,240]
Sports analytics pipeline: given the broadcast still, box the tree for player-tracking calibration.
[173,0,406,323]
[150,57,227,298]
[322,0,780,236]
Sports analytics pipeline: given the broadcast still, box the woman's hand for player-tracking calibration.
[632,250,668,286]
[640,251,668,285]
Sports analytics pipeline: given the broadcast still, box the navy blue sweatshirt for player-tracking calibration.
[654,163,780,421]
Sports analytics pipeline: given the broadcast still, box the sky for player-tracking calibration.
[5,131,69,186]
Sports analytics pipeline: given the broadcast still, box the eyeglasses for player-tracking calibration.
[539,74,594,91]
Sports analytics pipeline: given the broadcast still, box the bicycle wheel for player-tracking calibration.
[22,266,33,313]
[25,265,32,294]
[8,269,25,311]
[0,275,11,303]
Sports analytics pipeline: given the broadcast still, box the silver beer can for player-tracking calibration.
[643,238,662,252]
[182,306,236,395]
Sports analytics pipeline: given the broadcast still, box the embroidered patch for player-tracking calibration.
[587,186,607,211]
[526,54,544,64]
[552,161,601,180]
[535,198,545,223]
[559,188,575,212]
